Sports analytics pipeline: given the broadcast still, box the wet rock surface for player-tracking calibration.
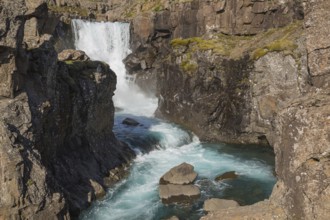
[215,171,238,182]
[159,163,200,204]
[122,117,140,126]
[159,162,198,185]
[159,184,201,204]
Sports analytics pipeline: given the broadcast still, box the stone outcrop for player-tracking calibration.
[159,162,197,185]
[215,171,238,182]
[58,49,89,62]
[201,200,287,220]
[159,163,200,204]
[159,184,201,204]
[122,117,140,126]
[1,0,329,220]
[0,2,134,219]
[121,0,329,219]
[203,198,239,212]
[120,0,304,94]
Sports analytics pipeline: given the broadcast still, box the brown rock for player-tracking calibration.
[203,198,239,212]
[159,162,197,185]
[58,49,90,62]
[305,0,330,77]
[165,216,179,220]
[159,184,201,204]
[89,180,106,200]
[215,171,238,182]
[201,201,286,220]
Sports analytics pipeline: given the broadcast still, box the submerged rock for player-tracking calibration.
[165,216,180,220]
[203,198,239,212]
[122,117,140,126]
[159,184,201,204]
[159,162,197,185]
[215,171,238,182]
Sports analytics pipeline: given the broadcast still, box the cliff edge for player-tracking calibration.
[0,1,134,219]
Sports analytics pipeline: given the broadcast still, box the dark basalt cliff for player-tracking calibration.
[0,1,134,219]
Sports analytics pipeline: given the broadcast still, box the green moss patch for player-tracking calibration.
[171,21,302,61]
[171,34,253,57]
[48,5,89,17]
[251,21,301,60]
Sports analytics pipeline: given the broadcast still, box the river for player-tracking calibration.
[72,20,276,220]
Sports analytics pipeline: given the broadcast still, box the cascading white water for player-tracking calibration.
[72,20,276,220]
[72,20,157,116]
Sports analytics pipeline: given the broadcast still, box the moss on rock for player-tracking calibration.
[171,21,303,64]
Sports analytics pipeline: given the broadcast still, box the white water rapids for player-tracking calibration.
[72,20,276,220]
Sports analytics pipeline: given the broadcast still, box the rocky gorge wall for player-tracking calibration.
[120,0,330,219]
[0,1,134,219]
[1,0,329,219]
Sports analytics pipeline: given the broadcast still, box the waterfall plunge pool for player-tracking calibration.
[72,20,276,220]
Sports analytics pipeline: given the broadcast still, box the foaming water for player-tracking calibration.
[73,20,276,220]
[82,115,276,219]
[72,20,157,116]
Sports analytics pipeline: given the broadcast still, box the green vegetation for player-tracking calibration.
[122,0,194,18]
[48,5,89,17]
[153,5,163,12]
[27,179,34,186]
[252,39,298,60]
[171,21,302,61]
[64,60,75,65]
[171,34,253,57]
[170,21,303,74]
[251,21,301,60]
[179,53,198,74]
[181,60,198,73]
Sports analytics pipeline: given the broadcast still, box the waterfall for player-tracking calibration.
[72,20,157,117]
[72,20,276,220]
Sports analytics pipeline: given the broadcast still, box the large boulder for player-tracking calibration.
[203,198,239,212]
[159,162,197,185]
[159,184,201,204]
[159,163,200,204]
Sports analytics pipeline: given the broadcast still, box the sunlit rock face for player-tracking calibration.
[0,1,134,219]
[120,1,329,220]
[0,0,329,219]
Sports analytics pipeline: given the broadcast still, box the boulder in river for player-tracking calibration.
[159,184,201,204]
[159,162,200,204]
[203,198,239,212]
[215,171,238,182]
[159,162,197,185]
[122,117,140,126]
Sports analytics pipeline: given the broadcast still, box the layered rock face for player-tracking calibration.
[0,1,134,219]
[158,163,200,204]
[120,0,329,219]
[1,0,329,220]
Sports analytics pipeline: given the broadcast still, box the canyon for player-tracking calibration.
[1,0,329,219]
